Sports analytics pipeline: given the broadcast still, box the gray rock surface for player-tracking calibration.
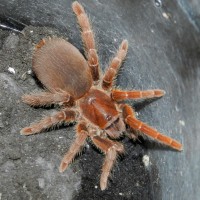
[0,0,200,200]
[179,0,200,30]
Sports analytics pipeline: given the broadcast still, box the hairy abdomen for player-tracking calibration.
[33,38,92,99]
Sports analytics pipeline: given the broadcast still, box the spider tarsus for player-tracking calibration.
[121,39,128,51]
[59,162,68,173]
[100,181,107,191]
[170,139,183,151]
[20,127,33,135]
[155,89,166,97]
[72,1,84,15]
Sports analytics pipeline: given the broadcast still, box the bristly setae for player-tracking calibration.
[21,1,182,190]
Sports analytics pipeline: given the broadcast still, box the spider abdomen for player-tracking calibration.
[33,38,93,99]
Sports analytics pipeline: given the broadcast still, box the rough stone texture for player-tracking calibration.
[178,0,200,31]
[0,0,200,200]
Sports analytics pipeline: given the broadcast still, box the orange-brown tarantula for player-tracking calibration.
[20,1,182,190]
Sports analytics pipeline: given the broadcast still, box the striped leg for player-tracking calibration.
[72,1,100,81]
[112,89,165,101]
[20,109,77,135]
[121,104,182,151]
[91,136,124,190]
[59,121,88,172]
[22,90,74,107]
[102,40,128,90]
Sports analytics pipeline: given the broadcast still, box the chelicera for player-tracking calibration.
[21,1,182,190]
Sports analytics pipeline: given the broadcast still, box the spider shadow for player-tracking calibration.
[125,127,179,153]
[132,97,163,112]
[32,72,46,90]
[139,136,179,152]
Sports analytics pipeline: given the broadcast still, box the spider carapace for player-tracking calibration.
[21,1,182,190]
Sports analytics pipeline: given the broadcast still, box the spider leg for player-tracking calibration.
[112,89,165,101]
[121,104,182,151]
[20,109,77,135]
[59,121,88,172]
[22,90,74,107]
[102,40,128,90]
[91,135,124,190]
[72,1,100,81]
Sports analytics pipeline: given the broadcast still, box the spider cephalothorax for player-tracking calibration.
[21,1,182,190]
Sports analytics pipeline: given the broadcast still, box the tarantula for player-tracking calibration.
[20,1,182,190]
